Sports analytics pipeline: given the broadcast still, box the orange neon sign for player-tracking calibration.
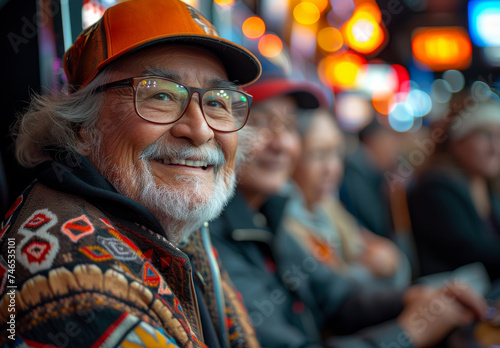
[412,27,472,71]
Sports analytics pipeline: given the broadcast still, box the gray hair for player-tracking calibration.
[234,124,254,168]
[13,70,112,168]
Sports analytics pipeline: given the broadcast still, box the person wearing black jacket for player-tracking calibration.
[408,86,500,282]
[210,54,487,348]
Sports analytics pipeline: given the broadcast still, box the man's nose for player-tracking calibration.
[169,92,214,146]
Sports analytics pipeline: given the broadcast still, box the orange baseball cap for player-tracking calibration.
[64,0,261,91]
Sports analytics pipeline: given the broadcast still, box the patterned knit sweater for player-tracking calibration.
[0,155,259,348]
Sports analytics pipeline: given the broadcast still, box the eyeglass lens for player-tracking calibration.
[135,78,249,131]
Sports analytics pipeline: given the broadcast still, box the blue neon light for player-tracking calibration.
[468,0,500,46]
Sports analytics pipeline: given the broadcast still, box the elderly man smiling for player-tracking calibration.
[0,0,261,347]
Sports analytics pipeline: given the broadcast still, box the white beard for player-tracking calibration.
[93,141,236,244]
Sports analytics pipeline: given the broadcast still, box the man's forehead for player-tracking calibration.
[139,67,237,89]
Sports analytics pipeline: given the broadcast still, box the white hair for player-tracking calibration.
[13,71,112,168]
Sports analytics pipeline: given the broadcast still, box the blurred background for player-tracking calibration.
[1,0,500,211]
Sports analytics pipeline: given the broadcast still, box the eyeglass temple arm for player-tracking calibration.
[97,78,135,92]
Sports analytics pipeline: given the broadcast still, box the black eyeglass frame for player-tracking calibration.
[95,76,254,133]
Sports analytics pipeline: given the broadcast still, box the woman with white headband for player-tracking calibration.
[408,85,500,282]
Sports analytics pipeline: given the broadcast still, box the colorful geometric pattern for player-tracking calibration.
[158,277,173,296]
[89,312,140,348]
[0,184,255,348]
[118,320,180,348]
[0,224,9,241]
[98,236,139,261]
[21,240,52,264]
[61,215,95,242]
[4,195,23,220]
[112,262,141,283]
[111,222,187,270]
[1,195,23,242]
[16,209,60,274]
[24,213,52,230]
[143,262,160,287]
[99,218,117,232]
[79,245,113,262]
[159,255,172,269]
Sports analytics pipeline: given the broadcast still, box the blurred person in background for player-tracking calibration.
[209,53,487,348]
[408,86,500,282]
[286,107,411,288]
[340,117,403,240]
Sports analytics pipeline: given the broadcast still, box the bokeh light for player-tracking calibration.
[356,64,398,95]
[341,3,386,55]
[405,89,432,117]
[328,0,355,26]
[317,27,344,52]
[82,0,105,29]
[442,69,465,92]
[471,80,493,101]
[258,34,283,58]
[291,23,317,58]
[293,2,321,25]
[214,0,234,7]
[482,46,500,67]
[392,64,411,95]
[431,79,453,103]
[306,0,329,13]
[242,16,266,39]
[180,0,198,6]
[372,91,394,115]
[318,51,366,90]
[468,0,500,46]
[335,93,373,131]
[389,102,414,132]
[412,27,472,71]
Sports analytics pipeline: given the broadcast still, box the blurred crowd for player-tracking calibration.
[211,46,500,347]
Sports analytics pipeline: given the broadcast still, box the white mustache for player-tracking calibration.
[139,141,226,174]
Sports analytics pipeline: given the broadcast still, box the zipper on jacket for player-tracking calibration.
[202,222,230,348]
[188,267,204,344]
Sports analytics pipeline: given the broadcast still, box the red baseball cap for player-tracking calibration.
[242,50,331,109]
[64,0,261,91]
[244,78,331,109]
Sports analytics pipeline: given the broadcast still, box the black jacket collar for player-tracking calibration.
[215,191,288,244]
[35,152,165,236]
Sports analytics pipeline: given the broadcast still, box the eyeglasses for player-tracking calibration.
[96,76,253,133]
[303,148,344,165]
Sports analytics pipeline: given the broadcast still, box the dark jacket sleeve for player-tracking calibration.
[212,228,412,348]
[324,321,412,348]
[408,172,500,279]
[210,226,324,348]
[276,229,411,346]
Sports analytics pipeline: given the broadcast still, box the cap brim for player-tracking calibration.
[95,34,261,87]
[244,78,329,109]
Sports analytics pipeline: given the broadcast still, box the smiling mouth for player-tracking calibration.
[153,158,209,170]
